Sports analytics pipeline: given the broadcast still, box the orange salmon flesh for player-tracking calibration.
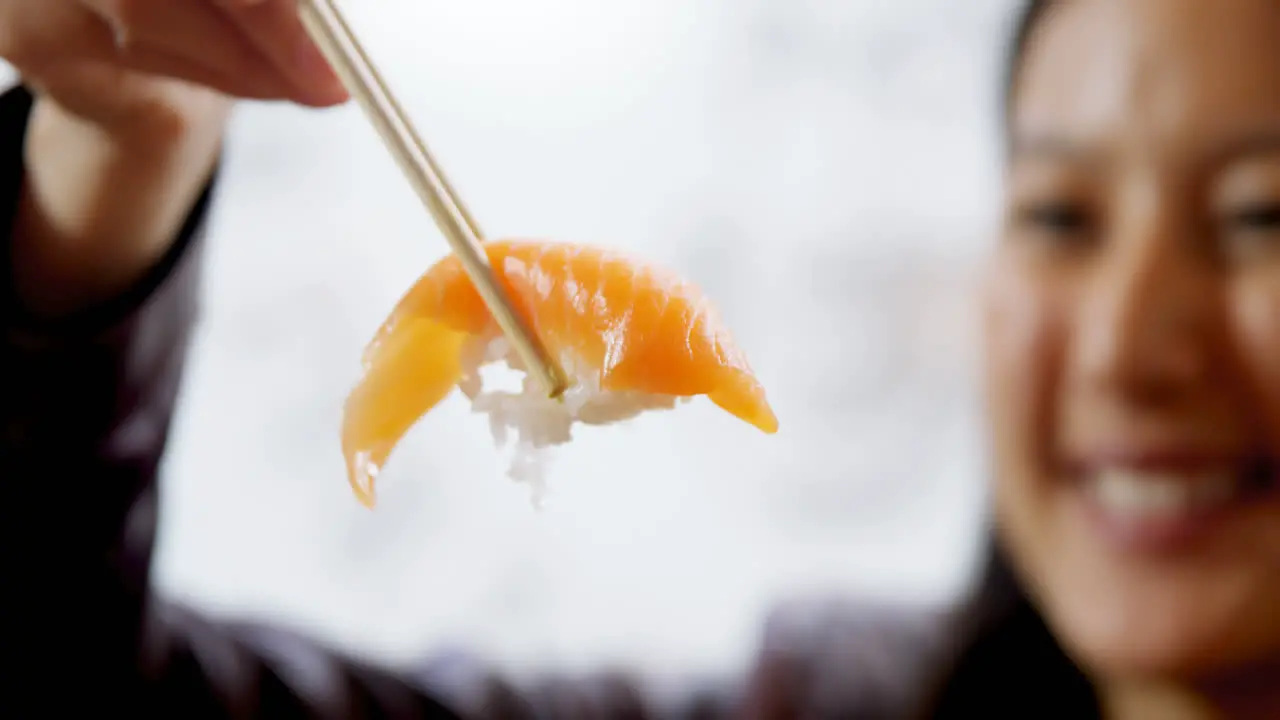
[341,240,778,506]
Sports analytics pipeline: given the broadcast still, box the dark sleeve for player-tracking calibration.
[737,597,955,720]
[0,83,456,718]
[0,82,746,720]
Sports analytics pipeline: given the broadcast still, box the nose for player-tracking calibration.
[1073,209,1217,403]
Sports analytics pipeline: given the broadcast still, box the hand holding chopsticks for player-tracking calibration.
[296,0,567,399]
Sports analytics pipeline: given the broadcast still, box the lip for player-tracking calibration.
[1078,488,1235,555]
[1065,452,1279,556]
[1062,448,1254,475]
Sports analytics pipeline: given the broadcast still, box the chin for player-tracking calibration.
[1035,576,1278,685]
[994,460,1280,688]
[1060,623,1229,682]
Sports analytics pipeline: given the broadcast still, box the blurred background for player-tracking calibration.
[12,0,1018,680]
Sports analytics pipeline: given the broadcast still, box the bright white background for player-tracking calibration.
[8,0,1018,679]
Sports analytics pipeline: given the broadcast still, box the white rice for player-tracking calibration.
[457,334,690,508]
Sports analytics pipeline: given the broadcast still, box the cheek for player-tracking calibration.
[981,260,1070,596]
[982,263,1065,466]
[1231,280,1280,443]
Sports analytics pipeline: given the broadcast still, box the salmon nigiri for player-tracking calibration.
[341,239,778,508]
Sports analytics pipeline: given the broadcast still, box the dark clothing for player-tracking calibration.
[0,83,958,718]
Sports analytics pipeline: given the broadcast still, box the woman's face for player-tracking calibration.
[986,0,1280,682]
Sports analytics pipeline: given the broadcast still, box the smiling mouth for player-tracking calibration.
[1073,457,1280,552]
[1090,460,1277,515]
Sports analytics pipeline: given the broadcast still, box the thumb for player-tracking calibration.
[6,1,287,102]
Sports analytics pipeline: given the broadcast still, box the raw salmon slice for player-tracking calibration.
[342,240,778,507]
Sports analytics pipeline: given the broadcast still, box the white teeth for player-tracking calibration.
[1091,469,1237,519]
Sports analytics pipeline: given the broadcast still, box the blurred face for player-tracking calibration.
[985,0,1280,684]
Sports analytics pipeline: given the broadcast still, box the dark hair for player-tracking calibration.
[917,2,1101,716]
[1001,0,1055,132]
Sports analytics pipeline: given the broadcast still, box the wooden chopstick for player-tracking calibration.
[297,0,567,398]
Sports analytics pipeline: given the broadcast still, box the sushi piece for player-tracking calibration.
[341,239,778,508]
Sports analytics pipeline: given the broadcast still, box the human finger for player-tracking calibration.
[213,0,348,107]
[78,0,297,99]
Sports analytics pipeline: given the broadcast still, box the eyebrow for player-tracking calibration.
[1211,131,1280,165]
[1008,129,1280,166]
[1006,133,1096,163]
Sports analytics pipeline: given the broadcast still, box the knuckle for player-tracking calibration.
[0,28,29,67]
[1,31,53,74]
[93,0,139,24]
[0,7,34,67]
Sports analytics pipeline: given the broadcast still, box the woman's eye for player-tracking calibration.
[1011,201,1095,250]
[1020,203,1090,232]
[1226,203,1280,232]
[1221,202,1280,261]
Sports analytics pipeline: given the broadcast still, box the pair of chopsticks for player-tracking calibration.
[297,0,567,399]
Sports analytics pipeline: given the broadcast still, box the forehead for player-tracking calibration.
[1012,0,1280,156]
